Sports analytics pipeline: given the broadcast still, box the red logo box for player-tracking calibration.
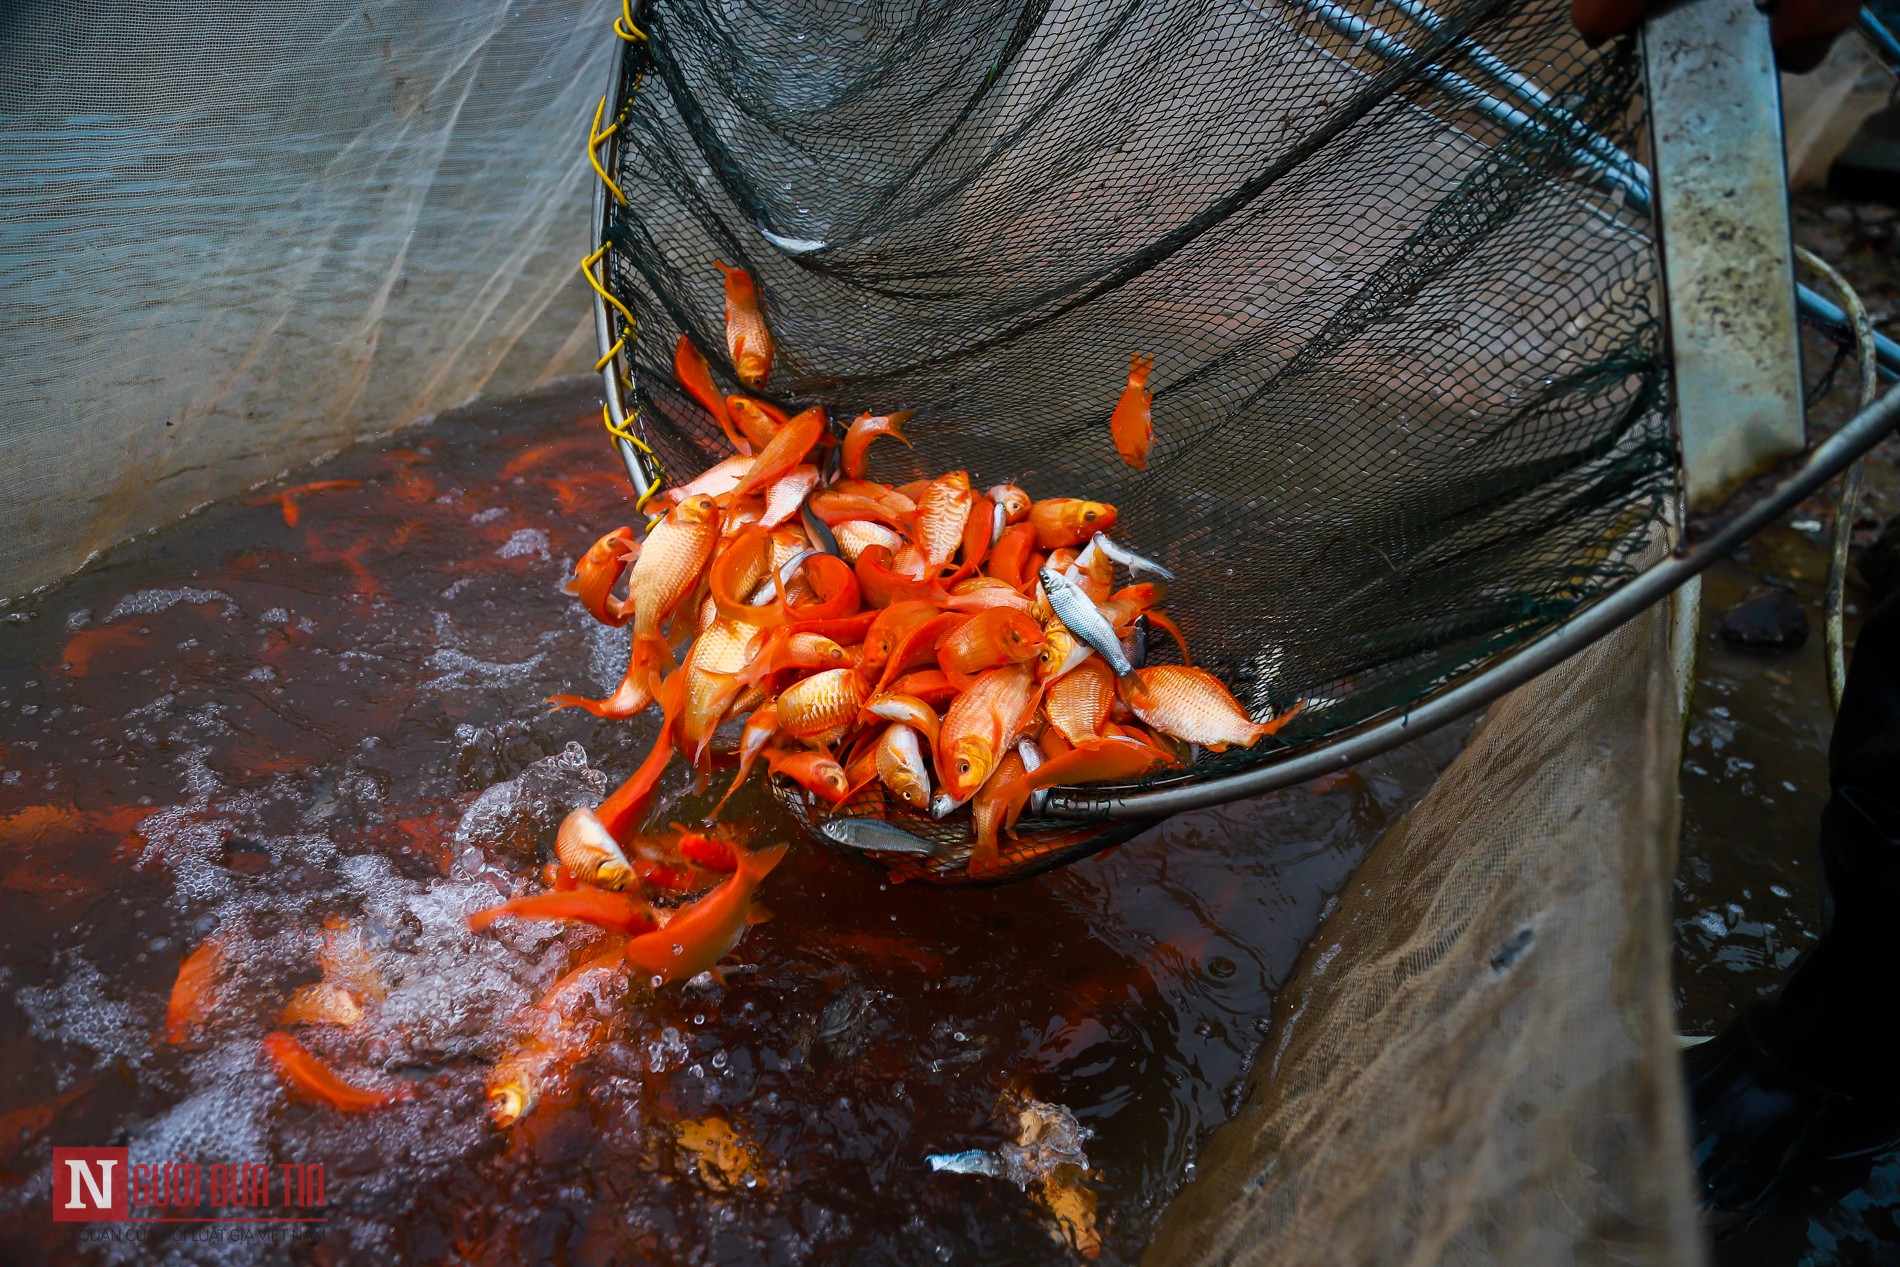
[51,1147,128,1222]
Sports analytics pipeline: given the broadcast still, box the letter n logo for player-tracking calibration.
[51,1147,128,1222]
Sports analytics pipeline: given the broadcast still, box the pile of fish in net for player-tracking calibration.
[556,261,1303,870]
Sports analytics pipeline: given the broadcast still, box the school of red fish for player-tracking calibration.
[173,263,1297,1158]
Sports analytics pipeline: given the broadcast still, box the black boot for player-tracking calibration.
[1684,588,1900,1212]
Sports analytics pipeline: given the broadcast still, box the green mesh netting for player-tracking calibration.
[600,0,1672,880]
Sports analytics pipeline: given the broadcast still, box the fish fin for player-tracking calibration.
[1255,698,1307,738]
[1146,612,1191,666]
[745,903,773,926]
[738,841,790,880]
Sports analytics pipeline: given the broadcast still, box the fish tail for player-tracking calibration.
[737,841,790,882]
[1254,698,1307,738]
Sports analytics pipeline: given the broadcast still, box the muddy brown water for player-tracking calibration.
[0,381,1466,1265]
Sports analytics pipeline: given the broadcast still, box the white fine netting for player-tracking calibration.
[0,1,604,594]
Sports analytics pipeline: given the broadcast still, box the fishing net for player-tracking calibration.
[596,0,1672,879]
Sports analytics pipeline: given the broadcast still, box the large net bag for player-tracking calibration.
[593,0,1671,881]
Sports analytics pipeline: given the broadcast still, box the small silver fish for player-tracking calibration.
[1016,738,1049,815]
[821,817,938,856]
[1093,533,1174,580]
[928,1150,1009,1178]
[991,500,1008,545]
[930,790,964,819]
[1039,566,1132,676]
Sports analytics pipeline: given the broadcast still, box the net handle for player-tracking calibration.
[1047,382,1900,820]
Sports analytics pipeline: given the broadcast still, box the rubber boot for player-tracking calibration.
[1683,587,1900,1211]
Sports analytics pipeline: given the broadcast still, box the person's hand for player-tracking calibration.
[1571,0,1862,72]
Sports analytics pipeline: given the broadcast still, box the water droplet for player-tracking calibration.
[1206,955,1237,980]
[694,1013,706,1026]
[711,1051,728,1069]
[672,944,684,956]
[649,975,664,988]
[953,1031,965,1042]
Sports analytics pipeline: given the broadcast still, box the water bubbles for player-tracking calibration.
[1205,955,1237,980]
[952,1031,965,1042]
[710,1051,728,1070]
[672,944,684,957]
[649,975,664,989]
[693,1013,705,1026]
[688,1063,704,1078]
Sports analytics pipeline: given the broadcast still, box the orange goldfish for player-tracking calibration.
[935,663,1039,804]
[862,690,941,749]
[278,984,364,1029]
[832,519,905,563]
[628,494,724,650]
[681,617,757,758]
[553,808,639,888]
[1109,351,1155,471]
[1036,619,1090,682]
[842,411,914,480]
[726,396,783,451]
[1030,498,1117,549]
[971,747,1028,866]
[714,703,780,813]
[989,522,1039,590]
[914,471,975,568]
[891,668,959,706]
[467,889,657,936]
[253,479,361,528]
[1045,656,1115,743]
[732,407,826,501]
[593,671,688,839]
[164,937,223,1044]
[488,942,630,1127]
[667,453,756,505]
[678,827,739,871]
[713,261,774,388]
[547,649,656,719]
[874,611,964,693]
[624,843,788,985]
[766,748,852,802]
[997,735,1173,829]
[263,1032,411,1113]
[675,334,748,454]
[570,527,638,627]
[761,464,821,528]
[987,483,1032,525]
[1119,666,1301,749]
[875,723,932,810]
[937,608,1044,681]
[776,666,867,739]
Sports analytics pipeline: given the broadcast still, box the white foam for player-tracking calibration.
[106,587,237,622]
[14,953,148,1087]
[420,648,547,691]
[495,528,549,560]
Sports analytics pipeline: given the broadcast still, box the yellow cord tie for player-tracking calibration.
[593,336,626,373]
[615,0,648,42]
[581,243,638,329]
[586,0,661,511]
[589,97,628,206]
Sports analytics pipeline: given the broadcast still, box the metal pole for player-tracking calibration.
[1284,0,1900,380]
